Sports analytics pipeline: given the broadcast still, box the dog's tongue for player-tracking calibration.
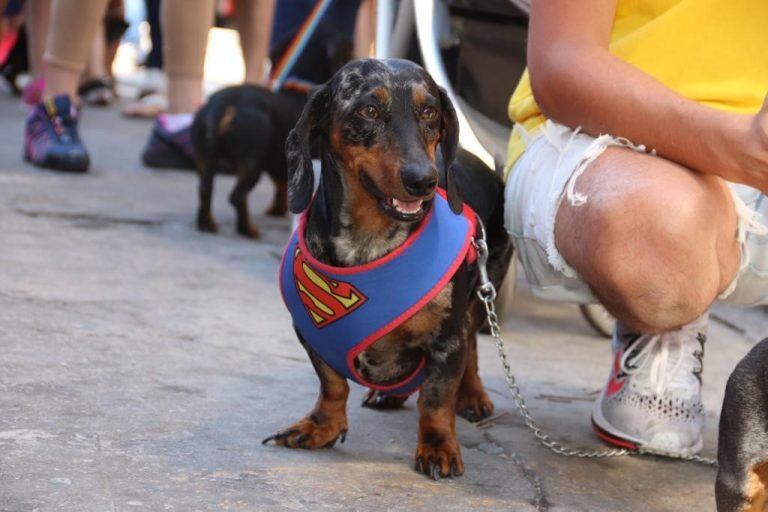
[392,198,423,214]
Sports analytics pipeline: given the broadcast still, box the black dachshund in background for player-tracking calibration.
[717,338,768,512]
[191,28,352,239]
[191,86,305,238]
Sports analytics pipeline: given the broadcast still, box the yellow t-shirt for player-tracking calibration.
[506,0,768,172]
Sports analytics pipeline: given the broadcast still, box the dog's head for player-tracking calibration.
[285,59,460,221]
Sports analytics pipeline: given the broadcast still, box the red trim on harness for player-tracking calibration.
[283,189,478,393]
[296,204,433,276]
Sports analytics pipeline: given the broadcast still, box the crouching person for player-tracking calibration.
[505,0,768,456]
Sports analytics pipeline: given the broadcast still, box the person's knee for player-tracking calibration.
[560,174,721,332]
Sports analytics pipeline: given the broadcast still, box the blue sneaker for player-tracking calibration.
[24,94,90,173]
[141,119,195,170]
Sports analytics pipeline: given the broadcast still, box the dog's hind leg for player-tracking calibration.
[196,162,218,233]
[263,333,350,449]
[265,178,288,217]
[229,163,262,239]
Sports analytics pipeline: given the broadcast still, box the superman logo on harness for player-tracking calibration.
[292,248,367,328]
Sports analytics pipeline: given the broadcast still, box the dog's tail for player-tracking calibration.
[214,105,272,163]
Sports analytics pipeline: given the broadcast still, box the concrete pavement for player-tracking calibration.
[0,94,765,512]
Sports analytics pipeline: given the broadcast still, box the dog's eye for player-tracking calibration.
[358,105,379,120]
[421,106,438,121]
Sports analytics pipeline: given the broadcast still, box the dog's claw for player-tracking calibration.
[262,429,296,446]
[340,430,347,444]
[450,462,458,478]
[415,457,424,475]
[296,433,310,448]
[430,461,440,480]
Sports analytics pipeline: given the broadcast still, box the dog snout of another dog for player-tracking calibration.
[401,162,438,198]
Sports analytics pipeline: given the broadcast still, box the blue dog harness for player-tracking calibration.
[280,190,477,396]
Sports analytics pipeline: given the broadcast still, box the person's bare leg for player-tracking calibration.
[161,0,214,114]
[353,0,375,59]
[236,0,274,85]
[84,21,107,81]
[43,0,109,99]
[24,0,51,79]
[555,147,741,334]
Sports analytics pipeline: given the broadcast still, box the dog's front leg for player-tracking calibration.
[415,334,467,479]
[263,336,349,449]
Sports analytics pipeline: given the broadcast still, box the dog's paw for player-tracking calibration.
[361,389,408,410]
[262,417,348,449]
[456,388,494,422]
[415,439,464,480]
[197,217,219,233]
[236,224,261,240]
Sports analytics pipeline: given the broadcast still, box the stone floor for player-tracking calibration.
[0,94,765,512]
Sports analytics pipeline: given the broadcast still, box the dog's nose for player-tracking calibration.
[401,164,438,197]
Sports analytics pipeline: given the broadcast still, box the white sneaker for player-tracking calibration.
[592,314,707,456]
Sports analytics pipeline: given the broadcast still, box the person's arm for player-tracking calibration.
[527,0,768,194]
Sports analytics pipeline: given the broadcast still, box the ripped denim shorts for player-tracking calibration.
[504,120,768,306]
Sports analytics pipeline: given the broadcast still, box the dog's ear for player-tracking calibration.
[286,85,331,213]
[438,87,462,214]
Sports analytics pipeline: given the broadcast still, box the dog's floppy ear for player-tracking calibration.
[438,86,462,214]
[286,85,331,213]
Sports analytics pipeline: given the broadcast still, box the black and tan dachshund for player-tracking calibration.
[263,59,513,479]
[717,337,768,511]
[191,28,353,239]
[191,85,306,239]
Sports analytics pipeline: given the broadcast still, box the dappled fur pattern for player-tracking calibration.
[264,60,513,480]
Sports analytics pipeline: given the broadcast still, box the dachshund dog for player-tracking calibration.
[191,28,353,239]
[717,338,768,511]
[263,59,513,479]
[191,85,306,239]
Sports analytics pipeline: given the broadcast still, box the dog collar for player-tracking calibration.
[279,189,477,396]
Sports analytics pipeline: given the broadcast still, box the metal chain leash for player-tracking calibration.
[471,219,718,466]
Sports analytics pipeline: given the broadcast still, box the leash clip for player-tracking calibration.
[472,218,496,303]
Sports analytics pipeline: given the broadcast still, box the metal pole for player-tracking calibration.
[414,0,495,169]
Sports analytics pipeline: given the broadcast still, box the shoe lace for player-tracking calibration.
[619,330,704,396]
[48,104,78,142]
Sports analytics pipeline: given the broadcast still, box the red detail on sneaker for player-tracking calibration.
[591,419,639,451]
[605,350,626,397]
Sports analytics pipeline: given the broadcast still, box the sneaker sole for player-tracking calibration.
[141,139,195,170]
[23,147,89,173]
[592,393,704,457]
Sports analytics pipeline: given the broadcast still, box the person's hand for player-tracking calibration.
[736,93,768,195]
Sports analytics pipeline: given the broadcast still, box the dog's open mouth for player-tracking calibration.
[361,172,432,222]
[388,198,423,215]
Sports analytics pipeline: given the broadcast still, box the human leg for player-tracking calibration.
[43,0,109,98]
[24,0,108,172]
[141,0,213,169]
[554,147,741,334]
[503,122,760,455]
[160,0,213,114]
[24,0,49,79]
[235,0,274,84]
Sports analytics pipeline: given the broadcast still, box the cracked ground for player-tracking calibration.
[0,94,764,512]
